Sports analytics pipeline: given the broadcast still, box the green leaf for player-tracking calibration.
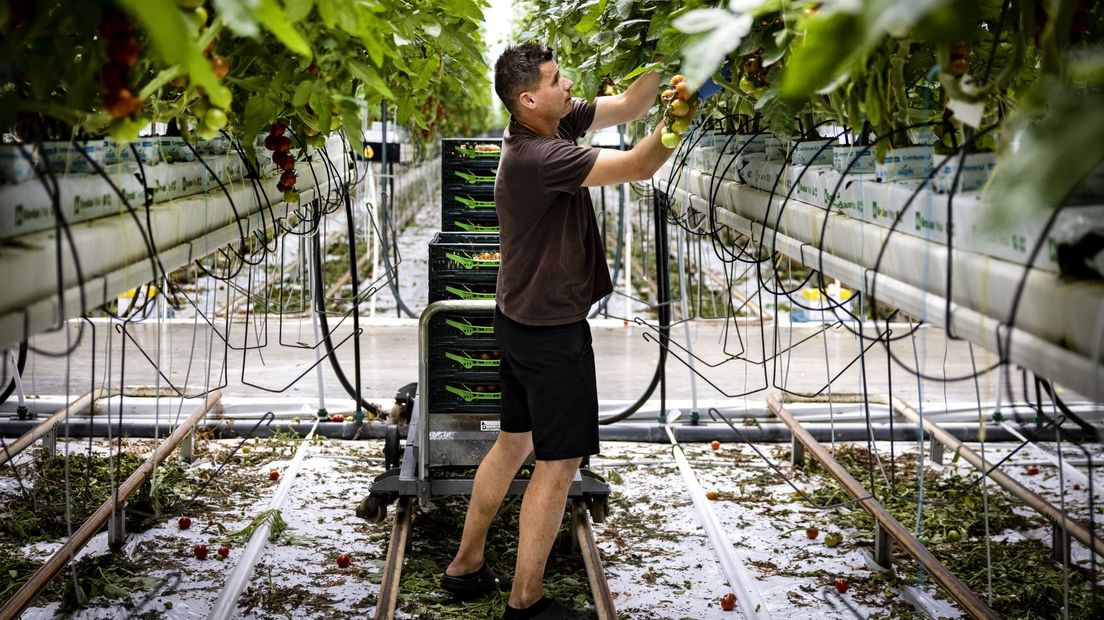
[309,86,333,135]
[285,0,314,21]
[292,79,313,107]
[212,0,260,37]
[675,10,754,89]
[242,95,280,166]
[255,0,313,57]
[620,61,661,83]
[349,61,395,99]
[983,83,1104,228]
[334,96,364,153]
[779,10,863,100]
[575,0,607,34]
[117,0,229,109]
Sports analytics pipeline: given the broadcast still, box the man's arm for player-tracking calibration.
[589,71,662,131]
[581,119,681,187]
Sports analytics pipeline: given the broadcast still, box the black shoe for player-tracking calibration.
[441,563,508,599]
[502,597,582,620]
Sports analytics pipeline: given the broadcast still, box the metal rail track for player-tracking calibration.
[371,497,616,620]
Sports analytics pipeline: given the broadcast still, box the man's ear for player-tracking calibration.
[518,91,536,110]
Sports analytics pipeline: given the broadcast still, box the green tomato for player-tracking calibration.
[738,100,754,116]
[196,125,219,141]
[671,118,691,135]
[204,108,228,131]
[308,134,325,148]
[283,189,300,203]
[738,76,755,92]
[669,100,689,117]
[947,529,962,542]
[753,86,768,99]
[187,6,208,30]
[660,130,680,149]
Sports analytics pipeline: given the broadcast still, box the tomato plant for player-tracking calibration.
[0,0,495,158]
[525,0,1103,224]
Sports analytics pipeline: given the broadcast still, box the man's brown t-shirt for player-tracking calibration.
[494,98,612,326]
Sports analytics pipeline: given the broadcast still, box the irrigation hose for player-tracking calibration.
[310,203,382,417]
[0,340,28,407]
[599,189,671,425]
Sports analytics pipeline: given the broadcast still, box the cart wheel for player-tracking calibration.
[384,424,401,470]
[589,496,608,524]
[356,493,390,523]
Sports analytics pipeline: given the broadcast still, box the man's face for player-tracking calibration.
[524,60,574,119]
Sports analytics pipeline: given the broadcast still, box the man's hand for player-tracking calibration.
[590,70,662,131]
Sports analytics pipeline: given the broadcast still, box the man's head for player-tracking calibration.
[494,42,574,122]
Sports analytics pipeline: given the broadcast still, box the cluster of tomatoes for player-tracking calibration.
[477,251,502,261]
[659,74,693,148]
[263,120,300,202]
[96,10,143,119]
[948,42,971,77]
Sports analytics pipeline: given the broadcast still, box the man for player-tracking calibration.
[441,42,693,620]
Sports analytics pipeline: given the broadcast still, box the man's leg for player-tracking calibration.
[446,430,534,576]
[508,456,581,609]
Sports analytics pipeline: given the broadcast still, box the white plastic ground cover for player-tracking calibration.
[0,141,349,350]
[655,166,1104,401]
[683,153,1104,274]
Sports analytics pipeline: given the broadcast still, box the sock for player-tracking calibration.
[503,596,553,620]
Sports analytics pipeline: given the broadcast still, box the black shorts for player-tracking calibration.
[495,306,599,461]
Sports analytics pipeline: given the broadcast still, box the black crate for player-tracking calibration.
[442,192,499,232]
[426,375,503,414]
[442,138,502,162]
[445,167,498,187]
[442,184,495,202]
[428,233,500,303]
[428,344,502,375]
[442,213,499,233]
[426,308,496,346]
[443,158,500,174]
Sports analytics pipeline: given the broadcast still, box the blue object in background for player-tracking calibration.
[697,60,733,102]
[698,77,722,101]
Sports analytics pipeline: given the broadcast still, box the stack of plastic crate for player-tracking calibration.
[440,138,501,233]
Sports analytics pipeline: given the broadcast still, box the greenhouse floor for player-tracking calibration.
[4,434,1102,619]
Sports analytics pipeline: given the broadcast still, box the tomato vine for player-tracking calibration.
[0,0,495,164]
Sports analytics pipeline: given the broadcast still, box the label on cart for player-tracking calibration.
[480,420,500,432]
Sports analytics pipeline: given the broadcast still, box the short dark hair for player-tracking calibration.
[494,43,554,115]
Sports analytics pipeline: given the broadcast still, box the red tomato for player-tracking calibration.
[835,578,849,593]
[336,553,351,568]
[178,516,192,530]
[269,470,280,481]
[720,592,736,611]
[194,544,208,560]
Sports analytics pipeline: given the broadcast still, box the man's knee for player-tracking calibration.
[495,430,534,459]
[534,456,582,478]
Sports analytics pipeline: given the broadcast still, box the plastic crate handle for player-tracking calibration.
[454,170,496,184]
[455,221,500,233]
[445,384,503,402]
[444,318,494,335]
[444,351,501,369]
[444,285,496,300]
[454,195,496,209]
